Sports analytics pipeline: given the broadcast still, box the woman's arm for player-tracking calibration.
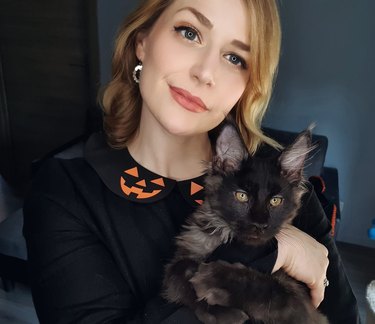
[274,184,360,324]
[274,224,329,307]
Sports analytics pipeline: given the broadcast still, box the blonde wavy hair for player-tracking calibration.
[102,0,282,155]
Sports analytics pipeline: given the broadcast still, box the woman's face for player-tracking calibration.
[136,0,251,136]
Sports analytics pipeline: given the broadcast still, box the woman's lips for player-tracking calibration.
[169,86,208,113]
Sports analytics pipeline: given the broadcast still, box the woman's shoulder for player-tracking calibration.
[31,132,109,196]
[23,158,103,225]
[31,157,96,195]
[27,133,110,204]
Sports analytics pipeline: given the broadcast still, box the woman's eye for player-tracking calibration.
[235,191,249,203]
[174,26,200,42]
[224,54,247,69]
[270,196,283,207]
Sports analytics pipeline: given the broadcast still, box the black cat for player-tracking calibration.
[163,121,329,324]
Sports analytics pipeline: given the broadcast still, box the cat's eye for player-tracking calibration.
[270,196,283,207]
[235,191,249,202]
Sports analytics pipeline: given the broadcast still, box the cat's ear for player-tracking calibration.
[278,125,315,183]
[213,121,248,173]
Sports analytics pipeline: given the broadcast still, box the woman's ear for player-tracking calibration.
[135,31,147,62]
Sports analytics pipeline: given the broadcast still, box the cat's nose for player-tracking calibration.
[252,223,269,231]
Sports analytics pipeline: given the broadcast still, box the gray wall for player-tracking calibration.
[264,0,375,248]
[97,0,138,85]
[97,1,375,248]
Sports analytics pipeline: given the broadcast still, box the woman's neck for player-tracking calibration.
[127,112,212,181]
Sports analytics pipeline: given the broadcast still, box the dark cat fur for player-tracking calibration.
[162,121,329,324]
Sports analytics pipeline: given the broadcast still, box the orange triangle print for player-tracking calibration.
[190,182,204,196]
[124,167,139,178]
[151,177,165,187]
[195,200,203,205]
[136,180,146,187]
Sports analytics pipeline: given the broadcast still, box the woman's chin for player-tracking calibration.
[157,116,207,137]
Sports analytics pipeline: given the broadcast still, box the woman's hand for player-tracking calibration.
[273,224,329,308]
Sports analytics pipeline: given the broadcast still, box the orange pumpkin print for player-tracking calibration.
[120,166,166,199]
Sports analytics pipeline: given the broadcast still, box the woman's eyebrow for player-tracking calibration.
[177,7,213,29]
[231,39,250,52]
[176,7,250,52]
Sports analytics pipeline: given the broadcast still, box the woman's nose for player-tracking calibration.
[190,48,218,87]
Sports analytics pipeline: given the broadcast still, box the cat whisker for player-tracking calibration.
[302,146,320,170]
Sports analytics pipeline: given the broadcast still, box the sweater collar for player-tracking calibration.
[84,132,205,206]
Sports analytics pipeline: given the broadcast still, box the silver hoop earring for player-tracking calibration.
[133,63,143,84]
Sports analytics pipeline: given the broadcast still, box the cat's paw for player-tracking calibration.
[190,262,230,306]
[190,261,245,306]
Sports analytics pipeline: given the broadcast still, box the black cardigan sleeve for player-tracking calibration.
[23,160,201,324]
[293,184,360,324]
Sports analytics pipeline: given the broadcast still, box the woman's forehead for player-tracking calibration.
[159,0,250,40]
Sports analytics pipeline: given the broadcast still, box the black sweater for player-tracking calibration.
[23,133,359,323]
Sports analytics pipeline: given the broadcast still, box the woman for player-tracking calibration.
[23,0,359,323]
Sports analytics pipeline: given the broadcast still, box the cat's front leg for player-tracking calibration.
[163,258,200,307]
[190,260,328,324]
[190,261,252,323]
[163,258,248,323]
[190,260,247,308]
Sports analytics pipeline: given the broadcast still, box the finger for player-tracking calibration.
[310,284,325,308]
[323,246,329,257]
[311,258,329,308]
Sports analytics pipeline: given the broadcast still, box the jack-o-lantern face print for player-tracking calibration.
[120,166,166,200]
[118,165,205,206]
[85,133,204,207]
[85,134,205,206]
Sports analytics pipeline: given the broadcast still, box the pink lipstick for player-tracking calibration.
[169,86,208,113]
